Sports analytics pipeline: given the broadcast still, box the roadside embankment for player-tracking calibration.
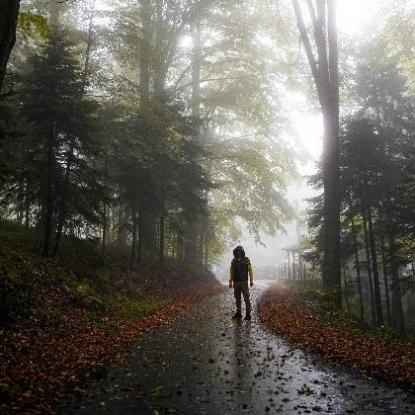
[0,241,224,414]
[259,284,415,392]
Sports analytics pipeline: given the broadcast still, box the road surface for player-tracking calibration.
[61,282,415,414]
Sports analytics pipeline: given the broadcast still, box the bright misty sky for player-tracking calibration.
[293,0,386,168]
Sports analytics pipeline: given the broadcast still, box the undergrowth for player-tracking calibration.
[285,280,411,343]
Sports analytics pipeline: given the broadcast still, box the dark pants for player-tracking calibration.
[233,280,251,315]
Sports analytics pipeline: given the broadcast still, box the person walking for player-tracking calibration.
[229,245,254,320]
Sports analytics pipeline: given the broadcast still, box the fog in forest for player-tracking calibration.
[1,3,415,410]
[217,0,411,278]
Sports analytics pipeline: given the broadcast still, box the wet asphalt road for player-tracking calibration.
[61,282,415,415]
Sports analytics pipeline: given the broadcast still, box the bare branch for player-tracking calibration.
[327,0,339,116]
[291,1,320,93]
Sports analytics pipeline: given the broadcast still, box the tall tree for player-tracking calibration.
[18,25,102,256]
[292,0,341,305]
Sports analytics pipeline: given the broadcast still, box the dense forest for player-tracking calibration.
[0,1,414,332]
[1,0,297,269]
[1,1,415,413]
[304,5,415,334]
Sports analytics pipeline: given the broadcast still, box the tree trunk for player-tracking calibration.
[292,0,341,306]
[102,202,107,255]
[130,206,137,270]
[139,0,151,98]
[42,124,56,257]
[191,18,201,129]
[386,204,405,332]
[52,211,65,258]
[116,204,129,247]
[367,206,383,324]
[350,215,364,322]
[0,0,20,91]
[137,203,143,263]
[362,210,376,324]
[24,179,30,229]
[82,0,96,86]
[389,236,405,332]
[322,107,341,305]
[342,262,350,311]
[159,196,165,265]
[379,218,391,323]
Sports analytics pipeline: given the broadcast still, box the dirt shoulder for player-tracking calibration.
[0,241,224,414]
[259,284,415,392]
[1,283,224,414]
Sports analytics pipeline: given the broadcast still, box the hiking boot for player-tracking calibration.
[244,314,251,321]
[232,312,242,319]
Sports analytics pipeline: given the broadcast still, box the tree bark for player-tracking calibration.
[0,0,20,91]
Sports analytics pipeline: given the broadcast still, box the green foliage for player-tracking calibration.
[371,324,408,343]
[118,299,163,322]
[72,281,103,308]
[306,41,415,331]
[18,12,49,39]
[4,0,300,268]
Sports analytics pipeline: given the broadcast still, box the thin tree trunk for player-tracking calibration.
[137,203,143,263]
[82,0,96,86]
[139,0,151,98]
[191,18,201,128]
[130,206,137,270]
[379,215,391,323]
[52,211,65,258]
[350,215,364,322]
[101,147,109,254]
[389,235,405,332]
[367,205,383,324]
[24,180,30,230]
[386,203,405,332]
[362,210,376,324]
[42,124,56,257]
[102,202,107,255]
[116,204,129,247]
[342,262,350,311]
[159,197,165,265]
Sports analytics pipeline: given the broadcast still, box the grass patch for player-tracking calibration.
[118,299,163,322]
